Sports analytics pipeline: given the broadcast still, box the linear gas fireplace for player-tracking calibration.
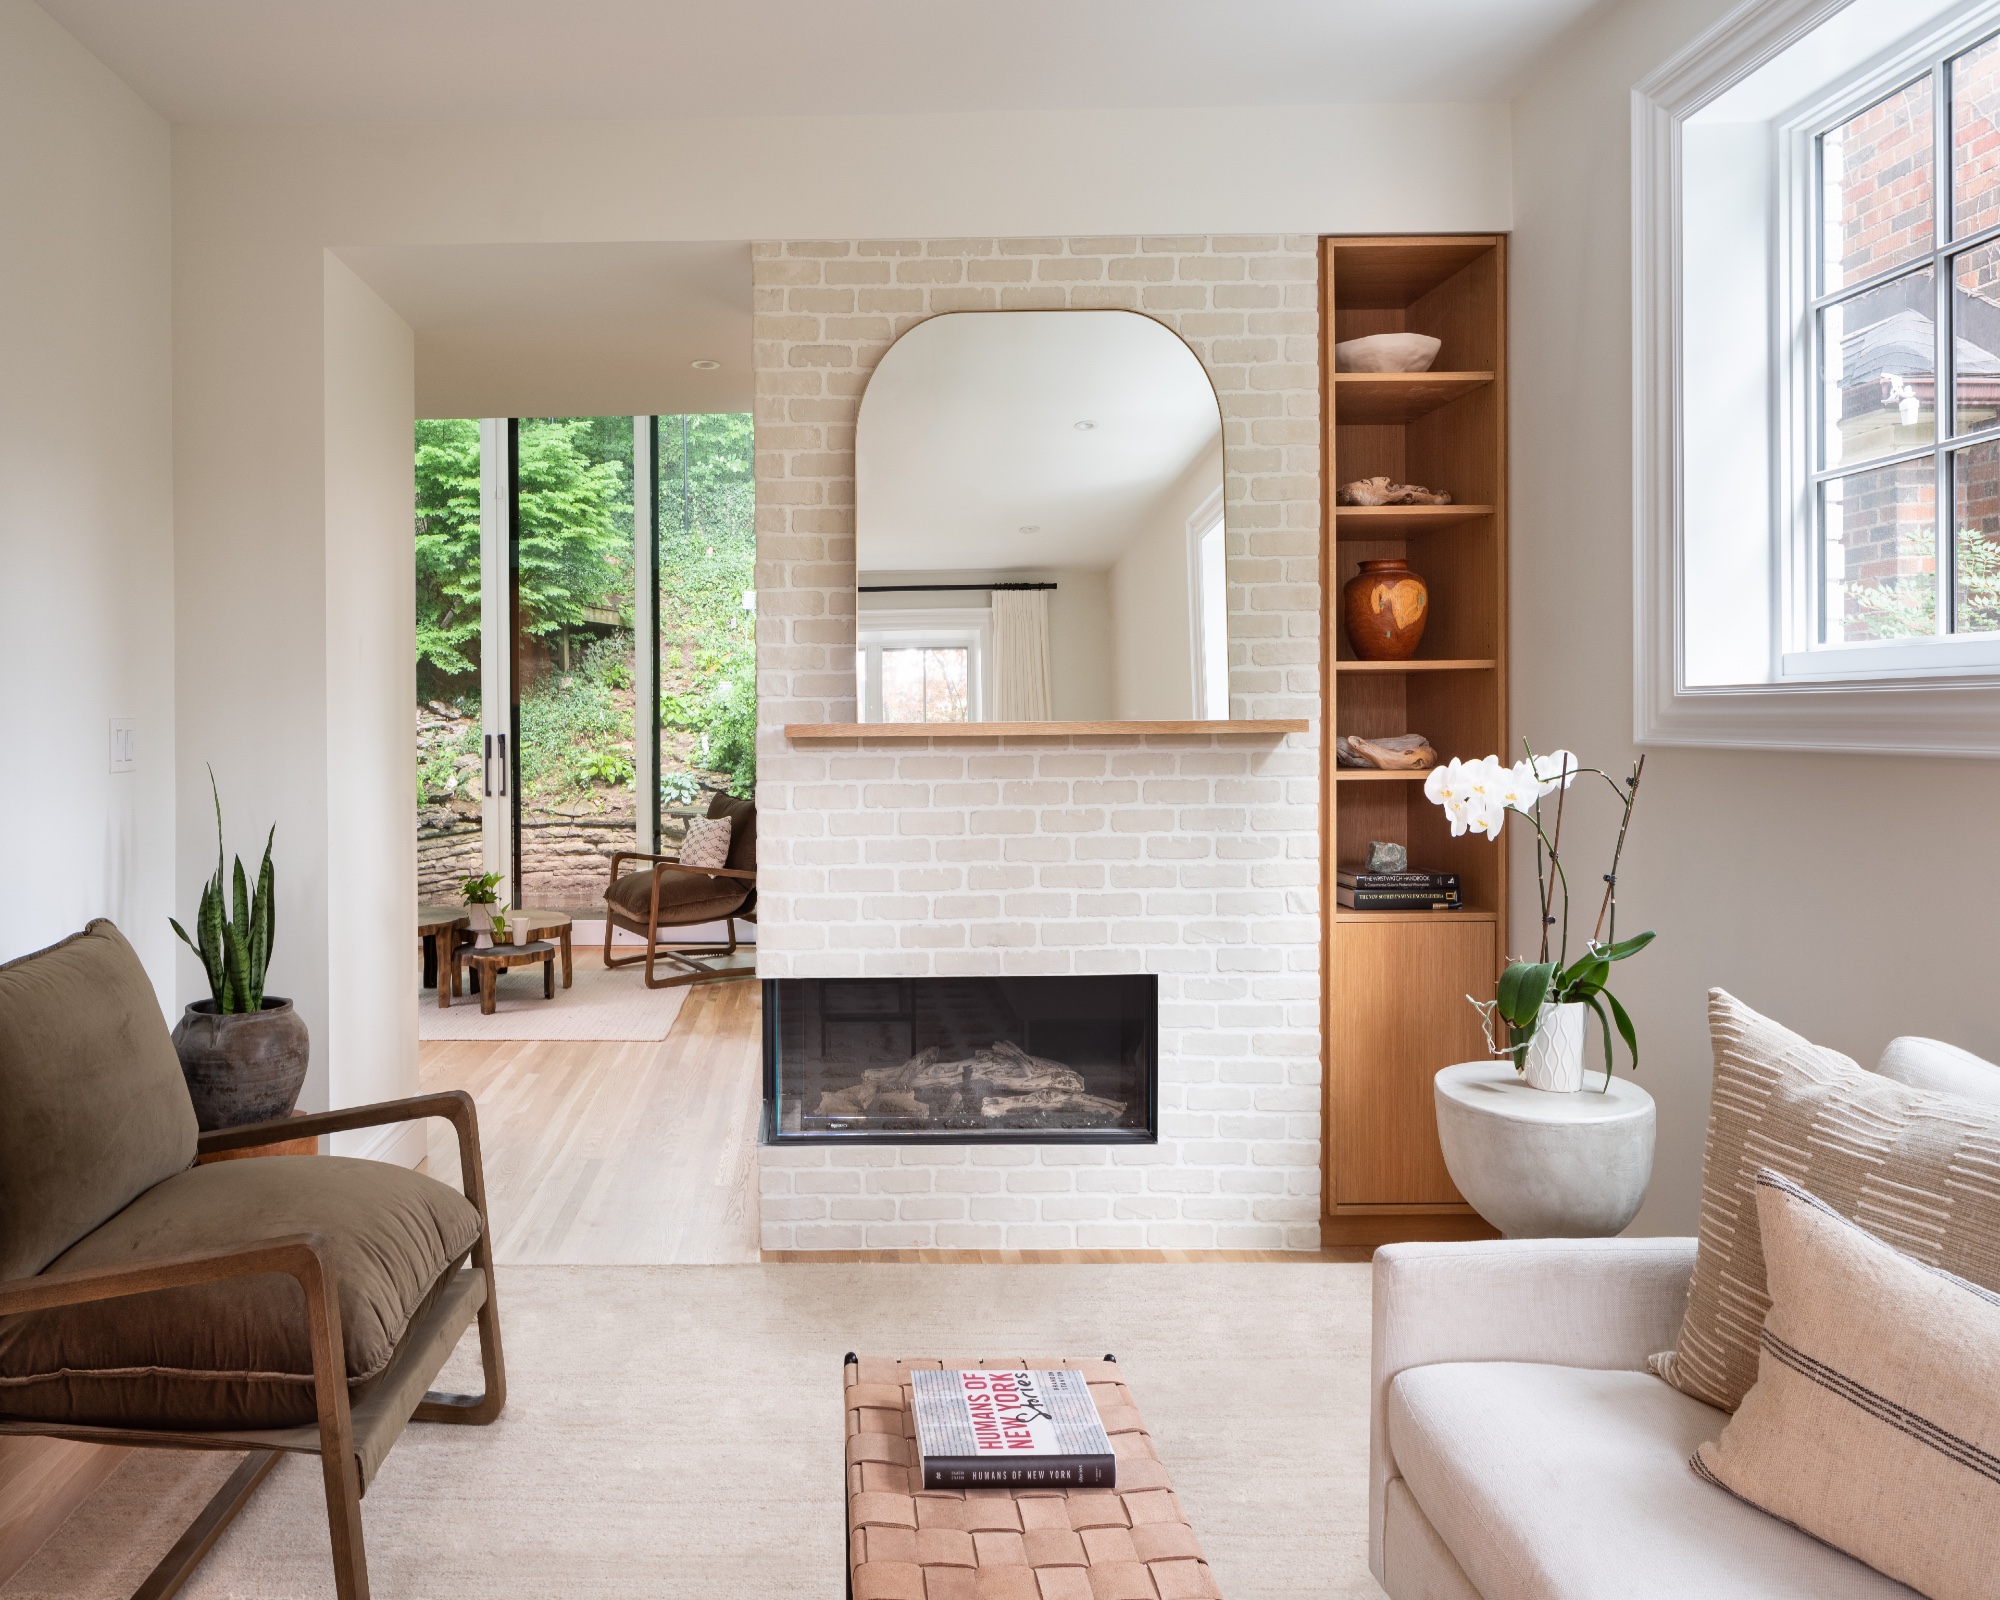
[763,975,1157,1144]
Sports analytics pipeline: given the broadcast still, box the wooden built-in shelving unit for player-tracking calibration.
[1320,235,1508,1249]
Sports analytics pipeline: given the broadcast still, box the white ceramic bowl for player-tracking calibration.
[1333,332,1442,373]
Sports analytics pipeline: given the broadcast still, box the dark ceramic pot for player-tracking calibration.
[1342,557,1429,661]
[172,998,311,1132]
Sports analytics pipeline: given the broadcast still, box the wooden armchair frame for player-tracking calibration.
[602,851,757,989]
[0,1091,505,1600]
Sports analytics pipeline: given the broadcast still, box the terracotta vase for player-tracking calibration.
[1342,558,1429,660]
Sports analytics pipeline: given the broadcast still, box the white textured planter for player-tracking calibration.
[1435,1062,1657,1237]
[1522,1001,1588,1093]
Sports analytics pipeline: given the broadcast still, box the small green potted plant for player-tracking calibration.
[486,904,514,946]
[169,773,309,1130]
[461,870,503,936]
[1423,743,1653,1092]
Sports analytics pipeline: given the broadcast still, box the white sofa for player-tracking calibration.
[1368,1035,2000,1600]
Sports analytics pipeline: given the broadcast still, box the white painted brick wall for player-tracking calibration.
[753,237,1322,1250]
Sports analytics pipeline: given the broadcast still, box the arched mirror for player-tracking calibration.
[855,310,1229,725]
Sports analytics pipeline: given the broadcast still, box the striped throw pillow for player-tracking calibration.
[1652,989,2000,1414]
[678,815,733,871]
[1694,1170,2000,1600]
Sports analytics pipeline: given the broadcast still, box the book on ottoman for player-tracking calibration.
[912,1368,1117,1490]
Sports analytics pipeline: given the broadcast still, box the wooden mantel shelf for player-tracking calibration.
[784,719,1308,740]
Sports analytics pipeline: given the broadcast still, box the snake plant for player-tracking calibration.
[170,769,276,1013]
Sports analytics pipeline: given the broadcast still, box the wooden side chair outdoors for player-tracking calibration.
[602,790,757,987]
[0,921,505,1600]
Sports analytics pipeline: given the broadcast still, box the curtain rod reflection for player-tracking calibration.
[858,582,1059,593]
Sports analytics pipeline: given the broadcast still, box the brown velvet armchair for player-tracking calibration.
[0,921,505,1600]
[603,790,757,987]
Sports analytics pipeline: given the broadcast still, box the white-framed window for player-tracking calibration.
[1186,488,1229,721]
[1781,18,2000,678]
[1635,0,2000,755]
[856,608,990,723]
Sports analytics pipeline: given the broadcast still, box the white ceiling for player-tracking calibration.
[44,0,1616,126]
[335,242,753,419]
[857,311,1222,574]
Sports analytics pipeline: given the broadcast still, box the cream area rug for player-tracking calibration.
[418,958,696,1042]
[4,1263,1384,1600]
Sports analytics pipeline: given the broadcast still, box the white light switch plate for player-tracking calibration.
[109,718,135,773]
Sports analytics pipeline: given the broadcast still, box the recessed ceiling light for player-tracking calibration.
[691,359,721,371]
[1073,420,1096,431]
[1018,525,1041,534]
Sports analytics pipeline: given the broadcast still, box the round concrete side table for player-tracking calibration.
[1434,1062,1656,1238]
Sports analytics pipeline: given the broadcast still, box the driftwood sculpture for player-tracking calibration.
[1336,476,1452,507]
[1335,733,1438,770]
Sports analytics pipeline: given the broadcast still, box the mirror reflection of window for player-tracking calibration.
[1194,515,1229,721]
[883,647,969,722]
[855,311,1226,725]
[857,615,987,722]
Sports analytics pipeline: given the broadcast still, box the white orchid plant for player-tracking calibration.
[1423,744,1652,1088]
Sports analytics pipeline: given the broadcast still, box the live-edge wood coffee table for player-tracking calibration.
[844,1354,1219,1600]
[446,939,556,1015]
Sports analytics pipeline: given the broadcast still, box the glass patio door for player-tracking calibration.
[415,413,755,919]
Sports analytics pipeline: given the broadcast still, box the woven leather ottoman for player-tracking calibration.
[844,1355,1220,1600]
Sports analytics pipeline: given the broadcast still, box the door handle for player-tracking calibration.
[497,732,508,797]
[484,734,493,797]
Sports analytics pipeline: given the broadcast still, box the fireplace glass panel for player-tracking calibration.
[764,976,1157,1143]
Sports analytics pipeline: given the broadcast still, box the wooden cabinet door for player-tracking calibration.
[1330,919,1495,1207]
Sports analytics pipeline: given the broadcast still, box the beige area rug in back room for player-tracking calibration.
[4,1262,1382,1600]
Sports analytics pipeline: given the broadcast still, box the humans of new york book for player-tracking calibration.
[912,1368,1117,1489]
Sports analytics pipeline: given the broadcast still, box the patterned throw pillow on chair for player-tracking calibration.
[679,815,733,870]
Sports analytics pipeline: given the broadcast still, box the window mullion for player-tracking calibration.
[1940,44,1956,636]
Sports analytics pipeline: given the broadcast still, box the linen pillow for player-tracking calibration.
[678,814,733,870]
[1652,989,2000,1413]
[1876,1035,2000,1104]
[1693,1170,2000,1600]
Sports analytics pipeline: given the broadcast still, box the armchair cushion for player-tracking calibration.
[0,1155,480,1430]
[707,791,756,875]
[605,861,749,926]
[0,921,198,1283]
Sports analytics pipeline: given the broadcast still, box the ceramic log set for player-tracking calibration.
[1342,558,1429,660]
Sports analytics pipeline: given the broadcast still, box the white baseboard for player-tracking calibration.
[330,1118,427,1169]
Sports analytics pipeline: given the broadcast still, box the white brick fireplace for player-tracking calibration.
[753,235,1323,1250]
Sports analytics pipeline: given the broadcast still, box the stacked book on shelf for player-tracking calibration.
[911,1368,1116,1489]
[1336,867,1461,911]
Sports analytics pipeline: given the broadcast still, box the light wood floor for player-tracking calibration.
[420,979,763,1264]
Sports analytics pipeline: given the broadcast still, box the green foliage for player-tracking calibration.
[414,420,482,687]
[170,770,276,1013]
[419,706,482,802]
[517,639,639,800]
[1493,933,1656,1080]
[659,770,702,807]
[517,417,631,640]
[658,414,757,796]
[1844,527,2000,639]
[460,871,502,905]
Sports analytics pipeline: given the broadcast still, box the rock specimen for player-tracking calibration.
[1365,840,1409,874]
[1336,477,1453,507]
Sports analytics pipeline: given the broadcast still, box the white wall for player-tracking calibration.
[0,0,174,1000]
[322,254,422,1157]
[1111,440,1223,719]
[1509,0,2000,1235]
